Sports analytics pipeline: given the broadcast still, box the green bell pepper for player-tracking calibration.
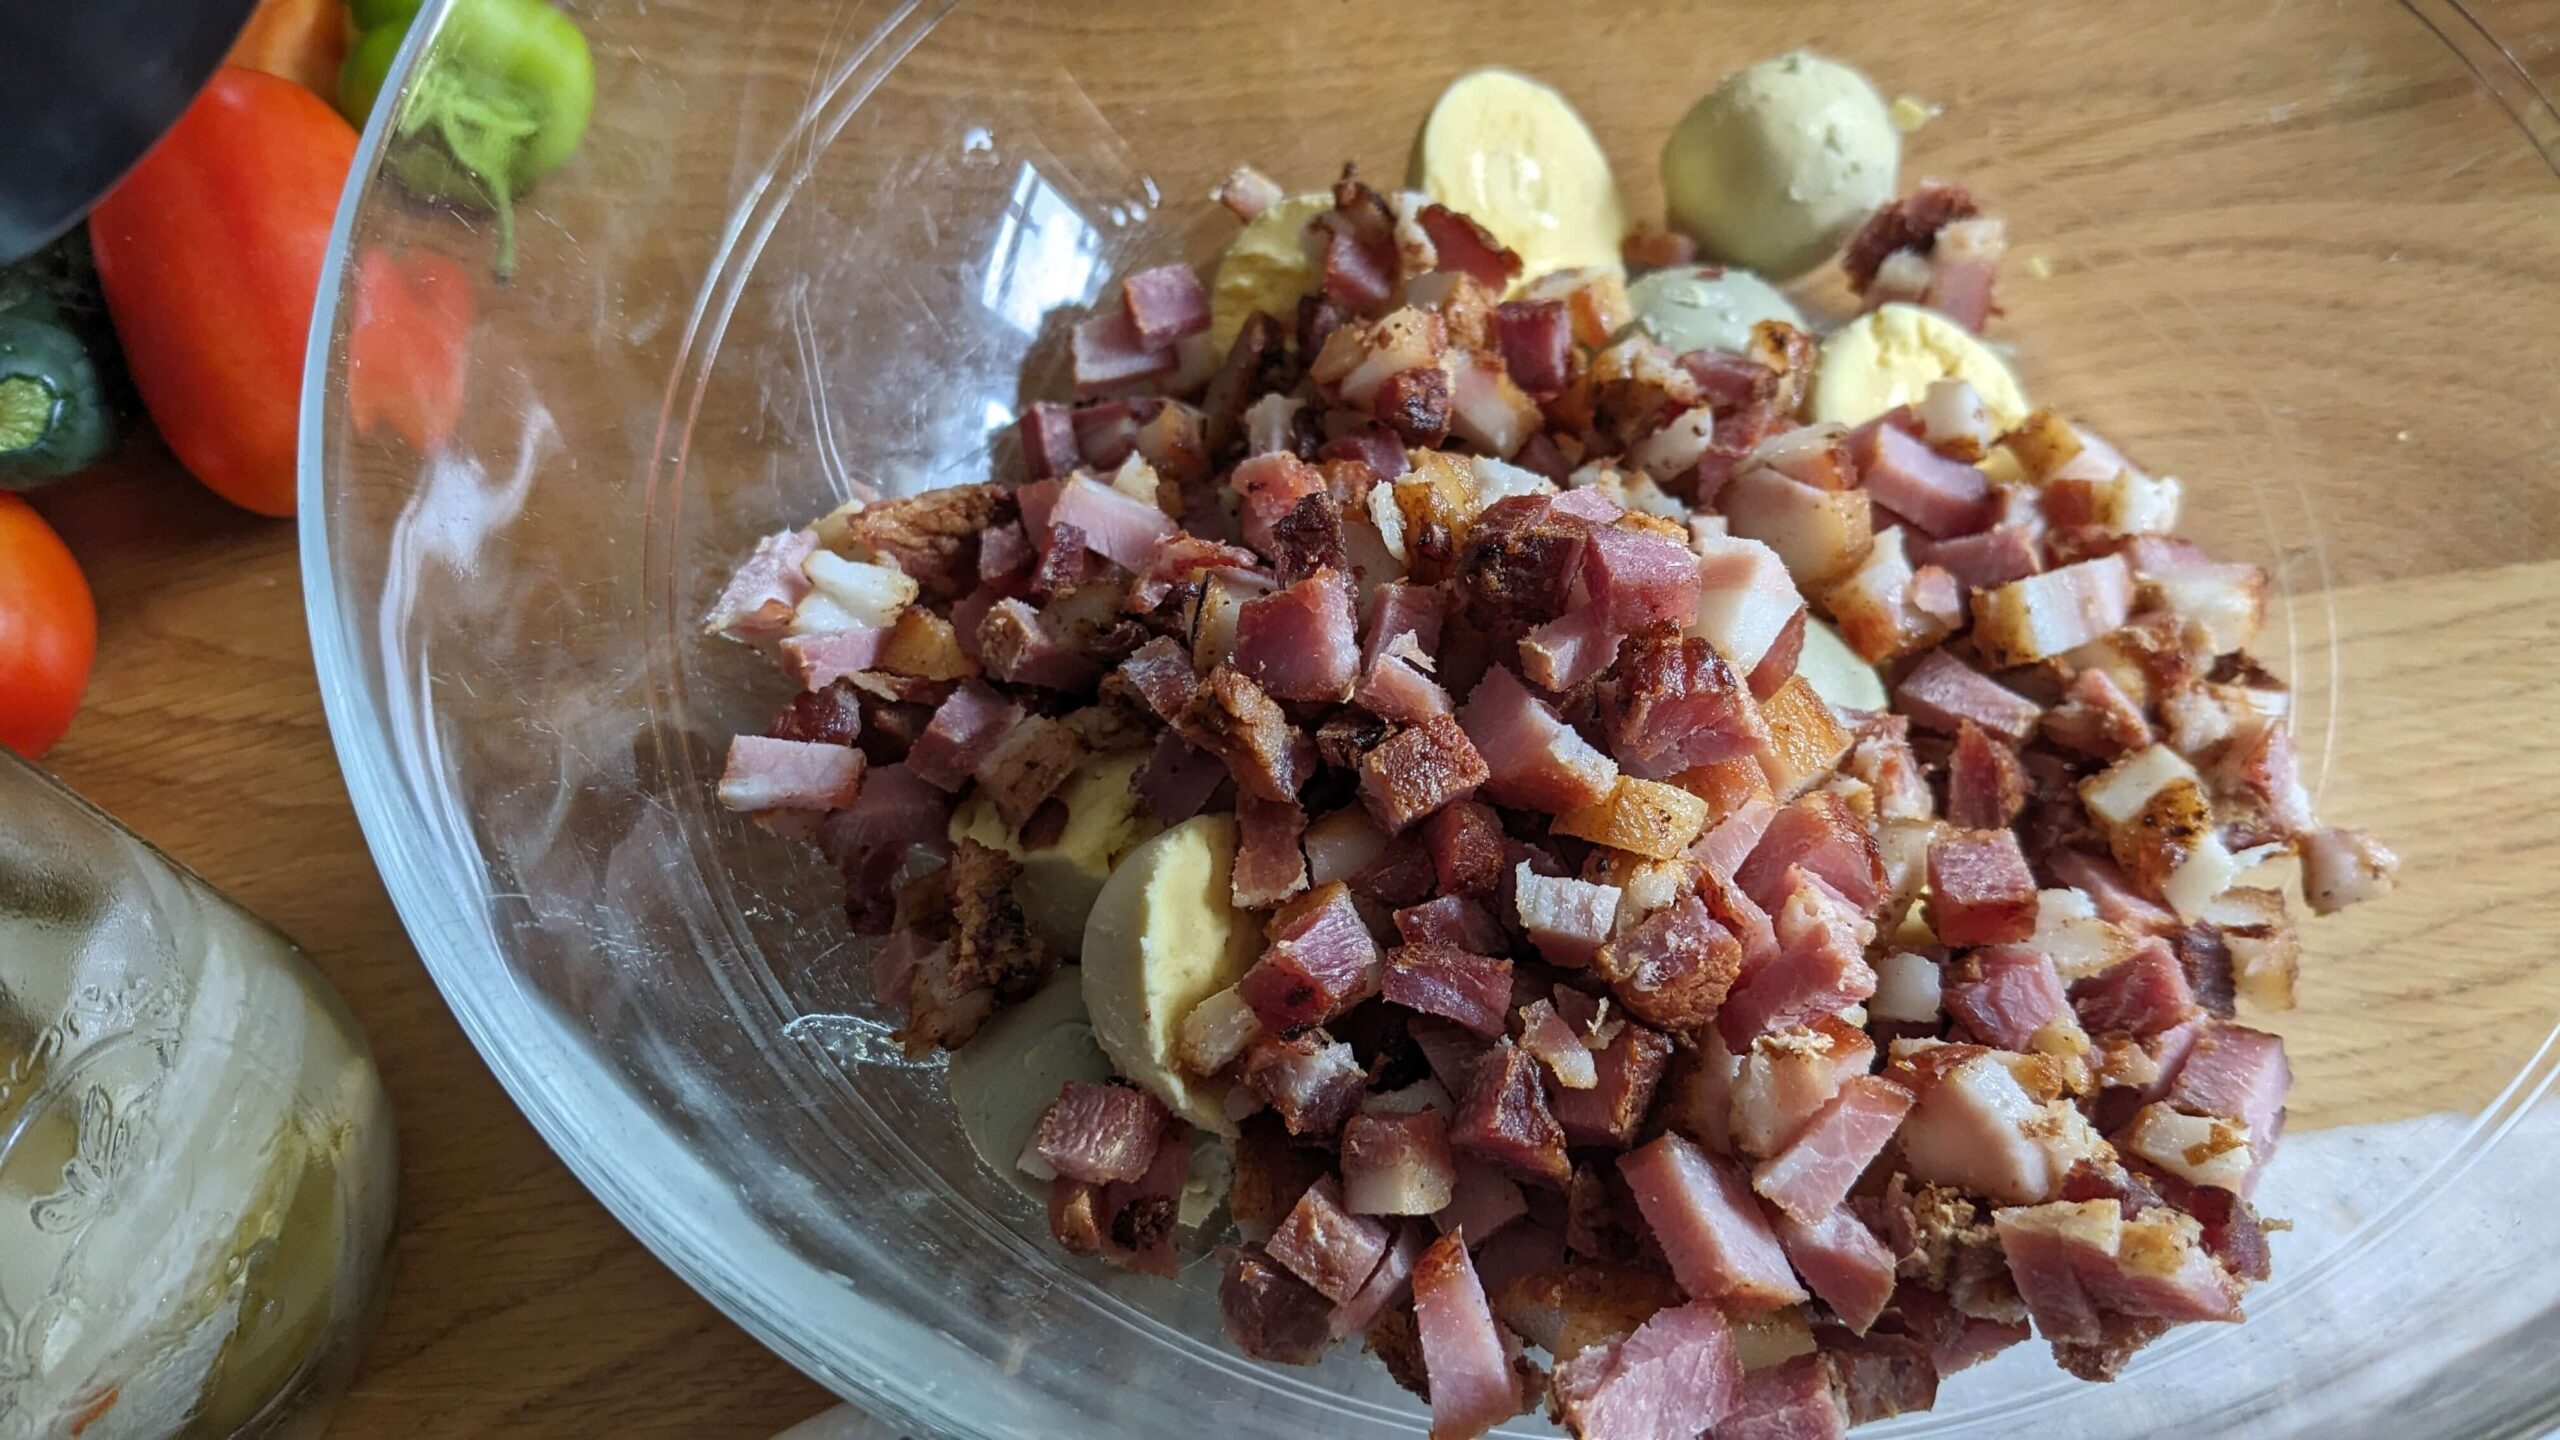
[340,0,595,277]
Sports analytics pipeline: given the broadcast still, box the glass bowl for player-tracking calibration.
[300,1,2560,1435]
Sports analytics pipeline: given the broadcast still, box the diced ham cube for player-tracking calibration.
[1435,1158,1530,1245]
[1773,1205,1899,1335]
[1394,894,1511,954]
[1360,714,1493,833]
[1072,309,1177,395]
[1518,998,1597,1091]
[1422,800,1508,896]
[1945,720,2028,829]
[2069,937,2200,1037]
[1594,895,1743,1035]
[1268,1175,1393,1305]
[1452,1040,1572,1189]
[1751,1076,1914,1223]
[1549,1301,1743,1440]
[1619,1132,1807,1309]
[1716,868,1879,1048]
[1849,422,1995,537]
[1234,571,1361,703]
[1719,1354,1848,1440]
[1551,1020,1676,1149]
[1735,793,1888,919]
[1239,882,1381,1034]
[1607,629,1773,781]
[1029,1081,1167,1185]
[1991,1199,2241,1345]
[1893,649,2041,744]
[1232,794,1311,908]
[1331,1221,1427,1339]
[2165,1021,2291,1176]
[1729,1019,1875,1158]
[1221,1244,1335,1364]
[1493,298,1572,395]
[1050,472,1176,571]
[1384,942,1515,1038]
[1242,1031,1365,1138]
[1943,945,2076,1052]
[1121,262,1211,348]
[1927,828,2038,946]
[1412,1233,1527,1439]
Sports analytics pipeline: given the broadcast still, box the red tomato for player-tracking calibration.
[89,68,358,517]
[0,496,97,756]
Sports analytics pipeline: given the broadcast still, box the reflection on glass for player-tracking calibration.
[978,162,1100,336]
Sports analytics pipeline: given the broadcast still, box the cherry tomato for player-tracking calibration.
[0,495,97,756]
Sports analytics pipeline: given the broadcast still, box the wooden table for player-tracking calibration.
[31,452,831,1436]
[21,0,2560,1432]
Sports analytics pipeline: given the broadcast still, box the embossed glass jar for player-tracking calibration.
[0,753,395,1438]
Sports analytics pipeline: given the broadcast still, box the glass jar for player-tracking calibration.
[0,752,396,1438]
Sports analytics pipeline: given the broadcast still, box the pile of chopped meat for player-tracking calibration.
[707,165,2397,1438]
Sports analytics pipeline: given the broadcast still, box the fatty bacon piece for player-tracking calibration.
[705,528,817,642]
[1268,1174,1394,1305]
[1605,628,1773,781]
[1359,581,1455,723]
[1234,570,1361,704]
[1991,1198,2242,1349]
[717,736,866,813]
[1460,665,1620,814]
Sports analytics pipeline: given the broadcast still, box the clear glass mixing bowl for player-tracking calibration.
[300,1,2560,1434]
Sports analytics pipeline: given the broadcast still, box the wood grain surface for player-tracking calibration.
[19,0,2560,1434]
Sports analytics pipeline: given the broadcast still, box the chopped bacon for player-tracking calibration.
[1050,473,1175,572]
[1344,1111,1460,1216]
[1927,829,2038,946]
[1222,1244,1337,1364]
[1234,570,1360,703]
[1753,1077,1914,1223]
[1361,714,1493,833]
[1594,895,1743,1035]
[1520,604,1622,692]
[2300,825,2399,915]
[1850,423,1995,537]
[1240,882,1381,1034]
[717,736,866,812]
[1449,352,1545,458]
[1587,525,1704,632]
[1518,998,1597,1090]
[1719,1354,1849,1440]
[1459,494,1597,632]
[977,598,1105,691]
[1909,524,2041,591]
[1895,649,2041,744]
[1843,180,1978,287]
[1819,527,1953,664]
[1233,794,1312,908]
[1776,1204,1900,1334]
[1384,942,1515,1038]
[2165,1021,2291,1165]
[1304,806,1389,889]
[1453,1039,1573,1189]
[1514,864,1624,966]
[1894,1045,2083,1205]
[1972,555,2135,668]
[1121,262,1211,349]
[2070,938,2200,1037]
[1396,894,1510,955]
[1436,1155,1530,1243]
[1028,1081,1168,1185]
[1461,665,1621,813]
[1550,1019,1676,1148]
[1924,217,2005,332]
[1322,224,1398,311]
[1418,203,1524,290]
[1721,463,1877,589]
[1359,581,1452,722]
[1215,163,1285,222]
[1991,1199,2241,1346]
[1412,1233,1527,1439]
[1422,799,1508,896]
[1607,630,1772,780]
[1334,1222,1429,1338]
[2050,849,2180,936]
[1717,869,1879,1047]
[1730,1019,1875,1157]
[1619,1132,1807,1308]
[1735,793,1888,919]
[1753,675,1851,799]
[1943,945,2075,1051]
[1136,729,1227,823]
[1232,450,1330,558]
[1550,1300,1744,1440]
[1183,665,1314,803]
[1270,1174,1394,1304]
[1072,308,1178,395]
[972,711,1086,827]
[705,528,817,641]
[1493,298,1573,396]
[1243,1030,1366,1138]
[2044,666,2153,759]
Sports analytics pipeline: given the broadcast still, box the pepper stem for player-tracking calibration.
[0,375,56,456]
